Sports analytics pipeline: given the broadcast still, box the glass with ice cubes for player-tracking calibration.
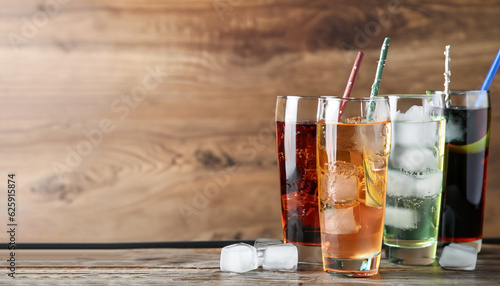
[383,95,446,265]
[317,97,391,277]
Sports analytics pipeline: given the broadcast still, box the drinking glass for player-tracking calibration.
[431,90,491,252]
[383,94,446,265]
[316,96,391,276]
[275,96,322,263]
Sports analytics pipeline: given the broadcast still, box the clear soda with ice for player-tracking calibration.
[383,102,446,264]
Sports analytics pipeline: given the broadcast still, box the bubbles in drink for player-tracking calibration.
[414,171,443,197]
[276,122,321,245]
[387,170,443,198]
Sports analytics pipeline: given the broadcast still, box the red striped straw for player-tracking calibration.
[339,51,365,120]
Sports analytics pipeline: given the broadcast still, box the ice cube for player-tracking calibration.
[254,238,282,266]
[322,207,360,234]
[220,243,258,273]
[439,243,478,271]
[446,119,465,142]
[391,147,438,173]
[321,162,362,205]
[393,121,438,148]
[355,122,383,153]
[262,243,298,271]
[384,206,418,229]
[414,171,443,197]
[254,238,282,249]
[371,99,391,122]
[387,169,416,198]
[395,105,427,122]
[321,172,358,203]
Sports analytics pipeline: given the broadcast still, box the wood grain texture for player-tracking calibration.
[0,0,499,242]
[1,245,500,284]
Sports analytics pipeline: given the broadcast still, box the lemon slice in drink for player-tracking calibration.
[448,133,489,154]
[362,150,385,208]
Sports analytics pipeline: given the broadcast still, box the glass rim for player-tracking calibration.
[382,94,437,99]
[319,96,388,102]
[427,90,489,94]
[276,95,320,100]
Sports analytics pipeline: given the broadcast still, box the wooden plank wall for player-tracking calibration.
[0,0,499,242]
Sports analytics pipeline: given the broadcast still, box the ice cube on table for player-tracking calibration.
[323,207,360,234]
[254,238,282,266]
[262,243,298,271]
[254,238,282,248]
[220,243,258,273]
[384,206,418,229]
[439,243,478,271]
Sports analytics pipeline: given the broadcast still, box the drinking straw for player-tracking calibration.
[475,48,500,107]
[339,51,365,120]
[367,37,390,121]
[444,45,451,100]
[343,52,365,98]
[480,48,500,91]
[370,37,391,97]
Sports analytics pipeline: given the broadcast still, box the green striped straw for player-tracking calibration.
[367,37,391,121]
[370,37,391,97]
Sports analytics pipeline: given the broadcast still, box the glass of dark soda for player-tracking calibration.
[275,96,321,262]
[431,90,491,252]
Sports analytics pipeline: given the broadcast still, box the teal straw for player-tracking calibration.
[367,38,390,121]
[370,37,391,97]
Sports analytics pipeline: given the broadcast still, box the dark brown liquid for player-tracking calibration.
[276,121,320,245]
[439,107,490,242]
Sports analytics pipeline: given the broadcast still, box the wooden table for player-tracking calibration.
[1,244,500,285]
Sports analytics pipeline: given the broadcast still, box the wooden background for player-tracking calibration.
[0,0,499,243]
